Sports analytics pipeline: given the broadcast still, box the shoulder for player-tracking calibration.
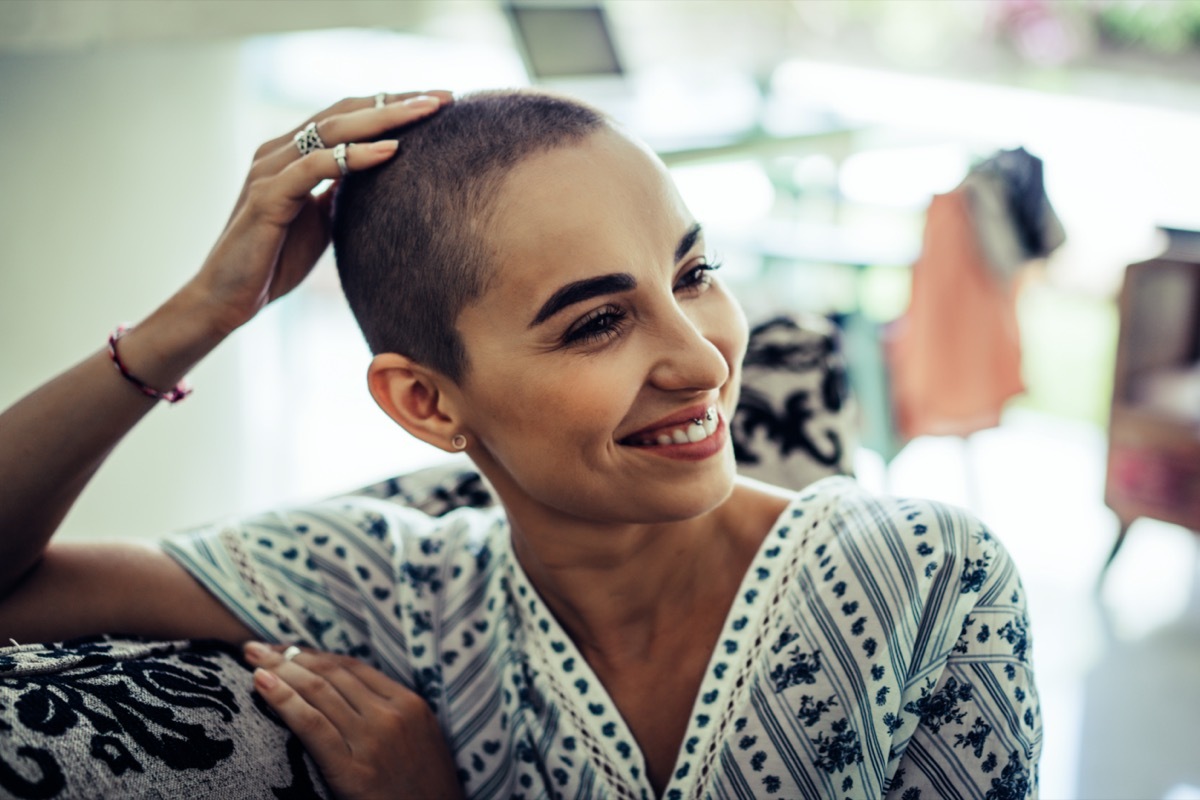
[162,496,510,656]
[165,495,508,609]
[777,478,1025,658]
[801,477,1015,598]
[197,495,504,560]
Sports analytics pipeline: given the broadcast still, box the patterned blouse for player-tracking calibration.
[163,476,1041,800]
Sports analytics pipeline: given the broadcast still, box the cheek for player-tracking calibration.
[470,358,632,443]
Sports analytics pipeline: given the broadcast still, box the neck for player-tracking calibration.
[496,484,763,668]
[517,518,713,659]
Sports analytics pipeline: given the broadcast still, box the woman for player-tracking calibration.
[0,89,1040,799]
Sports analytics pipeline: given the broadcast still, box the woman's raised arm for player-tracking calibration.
[0,91,452,600]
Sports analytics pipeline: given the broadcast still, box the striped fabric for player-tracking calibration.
[163,476,1040,799]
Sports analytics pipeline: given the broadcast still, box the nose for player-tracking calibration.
[647,303,732,393]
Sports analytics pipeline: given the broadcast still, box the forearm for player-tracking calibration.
[0,285,227,591]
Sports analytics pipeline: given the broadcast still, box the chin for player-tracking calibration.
[624,449,739,524]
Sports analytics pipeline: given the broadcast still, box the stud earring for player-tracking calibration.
[451,434,467,451]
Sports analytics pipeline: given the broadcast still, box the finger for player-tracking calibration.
[247,140,398,222]
[253,667,351,760]
[248,645,365,727]
[236,90,451,215]
[277,89,454,148]
[369,89,455,112]
[253,93,449,178]
[251,643,404,704]
[250,90,452,159]
[247,644,388,707]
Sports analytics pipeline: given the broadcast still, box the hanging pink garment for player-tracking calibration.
[888,189,1025,440]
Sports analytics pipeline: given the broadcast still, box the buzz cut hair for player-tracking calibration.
[332,89,609,382]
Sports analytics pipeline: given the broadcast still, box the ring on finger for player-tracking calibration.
[282,645,302,663]
[293,121,326,156]
[374,92,387,109]
[333,142,350,177]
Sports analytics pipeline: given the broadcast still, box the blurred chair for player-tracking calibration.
[1102,250,1200,582]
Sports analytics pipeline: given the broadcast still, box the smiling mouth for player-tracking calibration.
[621,405,720,447]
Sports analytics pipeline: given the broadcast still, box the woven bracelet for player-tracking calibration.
[107,325,193,404]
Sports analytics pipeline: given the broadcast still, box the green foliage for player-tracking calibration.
[1095,0,1200,54]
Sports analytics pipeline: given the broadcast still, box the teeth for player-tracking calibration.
[628,405,721,446]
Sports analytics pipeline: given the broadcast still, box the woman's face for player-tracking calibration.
[449,127,748,526]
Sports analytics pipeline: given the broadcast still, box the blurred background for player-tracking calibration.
[2,1,1199,796]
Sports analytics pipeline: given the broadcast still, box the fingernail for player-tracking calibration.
[370,139,399,154]
[244,641,270,660]
[254,668,278,690]
[402,95,439,109]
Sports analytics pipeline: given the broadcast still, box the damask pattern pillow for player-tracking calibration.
[349,456,494,513]
[731,314,858,488]
[0,636,330,800]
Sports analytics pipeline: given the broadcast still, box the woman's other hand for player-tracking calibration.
[243,642,465,800]
[185,91,452,337]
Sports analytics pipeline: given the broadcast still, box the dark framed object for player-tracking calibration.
[504,2,624,81]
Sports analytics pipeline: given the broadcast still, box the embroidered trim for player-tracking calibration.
[503,545,649,799]
[690,497,836,799]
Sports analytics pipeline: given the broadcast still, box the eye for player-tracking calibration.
[563,304,628,346]
[675,260,722,295]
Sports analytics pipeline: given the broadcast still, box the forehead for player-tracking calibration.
[481,128,693,297]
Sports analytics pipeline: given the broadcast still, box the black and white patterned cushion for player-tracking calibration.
[731,314,857,488]
[0,636,329,799]
[349,457,494,513]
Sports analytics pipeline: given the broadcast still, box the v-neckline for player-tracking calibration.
[498,484,842,799]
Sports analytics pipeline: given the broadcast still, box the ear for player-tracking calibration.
[367,353,464,452]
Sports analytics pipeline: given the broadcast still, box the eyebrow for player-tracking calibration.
[529,223,705,328]
[676,222,703,263]
[530,273,636,327]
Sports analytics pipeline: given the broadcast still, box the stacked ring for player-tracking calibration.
[333,143,350,177]
[292,122,325,156]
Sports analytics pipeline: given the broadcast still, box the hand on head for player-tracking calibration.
[186,90,454,338]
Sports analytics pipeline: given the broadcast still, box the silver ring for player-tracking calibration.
[333,142,349,177]
[282,645,302,663]
[374,92,387,109]
[293,121,325,156]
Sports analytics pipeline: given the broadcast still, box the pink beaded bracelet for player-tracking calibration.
[107,326,192,404]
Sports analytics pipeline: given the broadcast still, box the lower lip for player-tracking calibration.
[621,417,727,462]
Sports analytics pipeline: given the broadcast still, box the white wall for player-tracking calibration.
[0,43,257,539]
